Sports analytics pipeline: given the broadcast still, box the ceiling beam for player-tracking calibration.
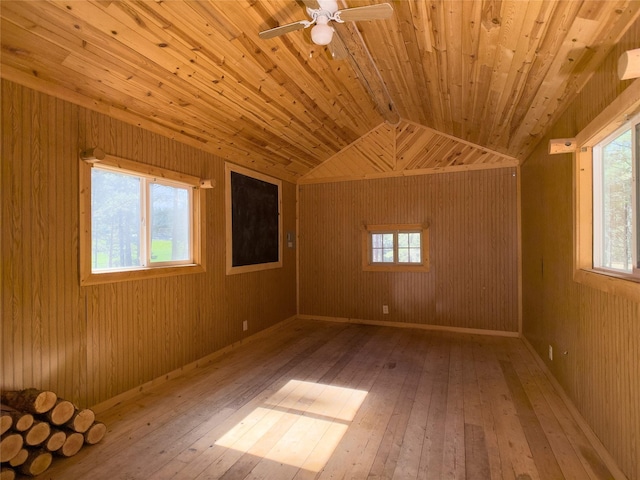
[332,19,401,125]
[301,0,400,125]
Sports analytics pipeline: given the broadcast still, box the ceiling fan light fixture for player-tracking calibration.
[311,19,334,45]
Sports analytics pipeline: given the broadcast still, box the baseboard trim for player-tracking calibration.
[91,315,298,414]
[297,314,520,338]
[521,337,628,480]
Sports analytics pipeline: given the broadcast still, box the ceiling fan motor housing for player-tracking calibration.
[317,0,339,13]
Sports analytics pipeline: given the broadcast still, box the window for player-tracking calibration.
[574,81,640,302]
[80,154,205,285]
[592,117,639,276]
[362,224,429,272]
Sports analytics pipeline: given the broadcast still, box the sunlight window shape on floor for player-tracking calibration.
[215,380,368,474]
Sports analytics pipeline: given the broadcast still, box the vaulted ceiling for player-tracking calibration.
[2,1,639,183]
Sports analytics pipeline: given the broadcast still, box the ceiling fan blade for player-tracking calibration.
[301,0,321,9]
[259,20,311,40]
[336,3,393,22]
[329,34,348,60]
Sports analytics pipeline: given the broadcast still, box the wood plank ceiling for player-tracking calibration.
[2,1,639,183]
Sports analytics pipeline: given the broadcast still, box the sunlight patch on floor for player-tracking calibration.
[215,379,368,472]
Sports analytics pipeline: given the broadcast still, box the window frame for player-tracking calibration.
[79,154,206,286]
[574,80,640,302]
[362,223,430,272]
[591,117,639,276]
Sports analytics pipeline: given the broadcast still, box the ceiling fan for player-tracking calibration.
[258,0,393,47]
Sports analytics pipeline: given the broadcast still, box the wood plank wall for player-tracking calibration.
[298,169,519,333]
[0,79,297,407]
[521,18,640,480]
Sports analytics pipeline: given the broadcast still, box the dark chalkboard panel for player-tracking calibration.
[229,169,281,269]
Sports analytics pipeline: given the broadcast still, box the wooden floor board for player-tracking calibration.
[470,339,505,480]
[368,331,431,479]
[391,331,444,480]
[42,319,617,480]
[318,326,412,479]
[503,342,591,480]
[505,340,614,480]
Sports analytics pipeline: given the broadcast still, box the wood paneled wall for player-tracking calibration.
[521,19,640,480]
[299,169,519,333]
[1,79,297,407]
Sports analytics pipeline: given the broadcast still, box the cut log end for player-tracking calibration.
[19,450,52,477]
[0,467,16,480]
[45,429,67,452]
[24,421,51,447]
[8,448,29,468]
[83,422,107,445]
[1,389,57,414]
[65,408,95,433]
[0,433,24,462]
[46,399,75,426]
[1,406,35,432]
[13,411,34,432]
[57,432,84,457]
[0,413,12,435]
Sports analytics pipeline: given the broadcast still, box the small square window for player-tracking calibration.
[371,233,395,263]
[362,224,429,272]
[397,232,422,263]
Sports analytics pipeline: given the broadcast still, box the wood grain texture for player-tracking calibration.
[301,120,518,184]
[41,319,618,480]
[299,168,519,332]
[521,18,640,480]
[0,80,297,408]
[2,1,639,181]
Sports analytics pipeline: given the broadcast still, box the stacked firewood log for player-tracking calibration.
[0,389,106,478]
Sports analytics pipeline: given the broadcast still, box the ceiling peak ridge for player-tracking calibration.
[400,119,520,164]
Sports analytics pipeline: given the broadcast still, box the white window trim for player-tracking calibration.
[79,154,206,286]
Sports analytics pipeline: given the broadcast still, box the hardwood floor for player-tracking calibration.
[42,319,615,480]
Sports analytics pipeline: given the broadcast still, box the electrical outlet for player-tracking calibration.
[548,345,553,361]
[382,305,389,314]
[243,320,248,331]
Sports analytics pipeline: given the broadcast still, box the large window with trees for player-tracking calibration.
[80,154,205,285]
[592,117,639,276]
[91,167,192,270]
[574,83,640,302]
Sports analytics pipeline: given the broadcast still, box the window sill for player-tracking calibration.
[80,264,205,286]
[363,263,430,273]
[573,268,640,303]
